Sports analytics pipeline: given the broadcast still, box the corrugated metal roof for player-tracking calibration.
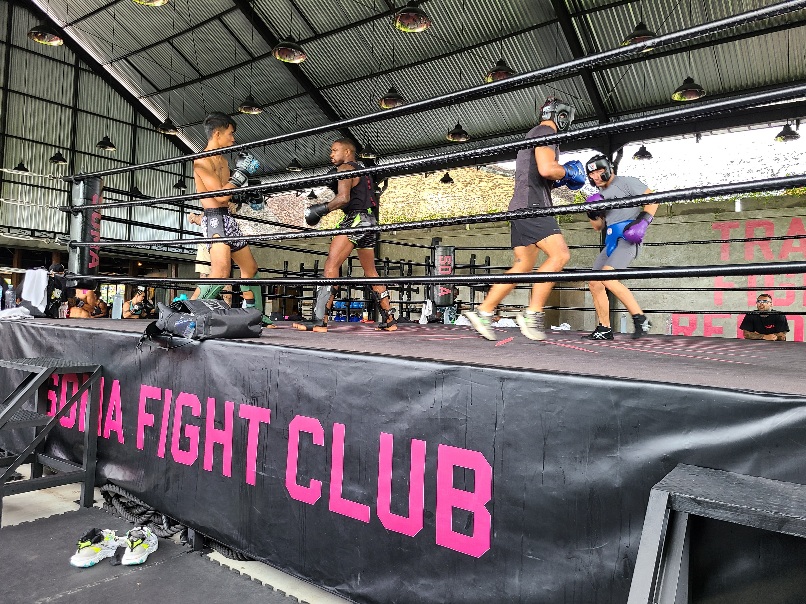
[13,0,806,185]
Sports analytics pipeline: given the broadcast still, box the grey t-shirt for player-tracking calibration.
[508,124,558,211]
[598,175,649,225]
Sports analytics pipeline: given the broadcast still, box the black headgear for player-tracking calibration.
[585,154,613,187]
[540,96,575,132]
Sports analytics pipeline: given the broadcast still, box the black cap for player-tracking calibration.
[49,263,64,272]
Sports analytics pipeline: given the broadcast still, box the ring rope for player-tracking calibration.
[69,174,806,249]
[69,0,806,181]
[61,82,806,213]
[65,260,806,289]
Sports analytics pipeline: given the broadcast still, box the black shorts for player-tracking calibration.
[337,210,378,249]
[510,215,562,248]
[202,208,247,252]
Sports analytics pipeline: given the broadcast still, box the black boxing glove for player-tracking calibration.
[304,203,331,226]
[228,153,260,188]
[130,302,144,315]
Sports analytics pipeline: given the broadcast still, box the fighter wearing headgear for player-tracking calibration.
[583,152,656,339]
[294,138,398,332]
[464,95,585,342]
[191,112,268,323]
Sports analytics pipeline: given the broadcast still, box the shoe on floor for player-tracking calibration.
[121,527,159,566]
[516,310,545,341]
[585,325,614,340]
[632,314,652,339]
[70,528,123,568]
[464,311,496,341]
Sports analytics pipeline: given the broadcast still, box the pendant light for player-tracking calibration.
[379,86,405,109]
[96,135,116,152]
[484,58,516,83]
[671,1,705,102]
[9,161,30,175]
[484,19,517,83]
[239,14,264,113]
[393,2,432,33]
[156,117,179,135]
[132,0,170,6]
[632,145,652,160]
[446,122,470,143]
[439,172,454,184]
[173,178,188,192]
[359,142,378,159]
[273,9,306,63]
[49,151,68,165]
[28,22,64,46]
[774,123,800,142]
[238,94,263,115]
[286,157,303,172]
[671,76,706,102]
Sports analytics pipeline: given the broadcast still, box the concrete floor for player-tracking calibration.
[2,468,346,604]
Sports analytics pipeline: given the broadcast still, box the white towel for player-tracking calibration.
[0,306,32,320]
[20,268,48,313]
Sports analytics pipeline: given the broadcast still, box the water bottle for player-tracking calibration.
[111,292,123,319]
[175,316,196,338]
[4,285,16,310]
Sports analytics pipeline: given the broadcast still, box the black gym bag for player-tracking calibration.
[139,299,262,349]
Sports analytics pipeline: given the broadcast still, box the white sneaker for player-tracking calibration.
[121,527,159,565]
[464,311,496,341]
[516,310,546,341]
[70,528,123,568]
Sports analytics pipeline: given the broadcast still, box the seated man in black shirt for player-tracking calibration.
[739,293,789,341]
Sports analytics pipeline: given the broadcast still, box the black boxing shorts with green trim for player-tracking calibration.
[202,207,248,252]
[338,210,377,249]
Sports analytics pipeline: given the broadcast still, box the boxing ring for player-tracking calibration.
[3,3,806,602]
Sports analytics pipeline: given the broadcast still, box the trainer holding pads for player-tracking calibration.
[583,154,656,339]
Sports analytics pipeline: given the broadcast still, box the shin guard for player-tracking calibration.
[372,289,397,329]
[314,286,336,324]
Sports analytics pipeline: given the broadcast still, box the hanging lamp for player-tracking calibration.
[774,123,800,142]
[439,172,454,184]
[27,22,64,46]
[446,122,470,143]
[238,94,263,115]
[379,86,406,110]
[621,21,656,49]
[632,145,652,160]
[9,161,30,174]
[49,151,68,165]
[96,135,117,152]
[156,117,179,135]
[671,76,706,102]
[272,38,307,63]
[393,2,432,33]
[359,142,378,159]
[286,157,303,172]
[484,58,516,83]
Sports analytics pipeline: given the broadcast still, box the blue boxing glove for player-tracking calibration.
[553,160,586,190]
[228,153,260,187]
[623,211,653,244]
[585,193,605,220]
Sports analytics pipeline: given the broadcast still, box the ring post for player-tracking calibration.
[68,177,104,287]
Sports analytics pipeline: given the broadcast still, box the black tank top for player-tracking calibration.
[327,161,377,213]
